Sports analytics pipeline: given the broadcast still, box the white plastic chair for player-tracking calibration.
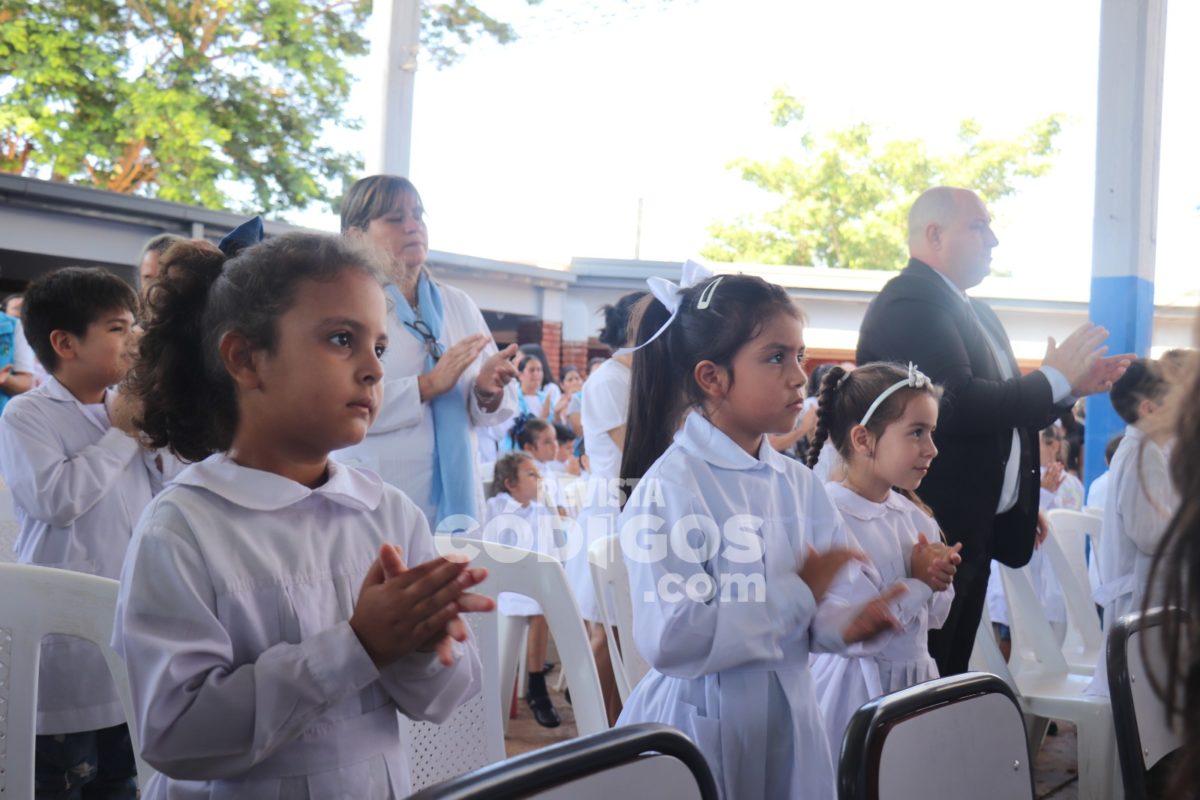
[839,672,1033,799]
[1043,511,1105,675]
[1107,607,1184,800]
[0,488,18,565]
[0,563,155,797]
[399,537,608,792]
[993,563,1123,799]
[587,536,650,703]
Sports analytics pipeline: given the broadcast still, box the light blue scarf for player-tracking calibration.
[386,275,475,525]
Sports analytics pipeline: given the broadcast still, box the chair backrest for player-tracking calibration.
[1041,514,1103,665]
[587,536,650,703]
[0,563,154,796]
[838,671,1032,800]
[407,722,718,800]
[1107,606,1185,799]
[999,563,1071,678]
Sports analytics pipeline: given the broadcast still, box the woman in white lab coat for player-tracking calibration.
[336,175,519,529]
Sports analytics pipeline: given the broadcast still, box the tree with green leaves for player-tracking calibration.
[703,89,1065,270]
[0,0,543,211]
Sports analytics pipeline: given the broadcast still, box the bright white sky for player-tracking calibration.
[299,0,1198,305]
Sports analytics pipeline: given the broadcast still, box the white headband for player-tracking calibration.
[859,362,932,426]
[613,259,722,357]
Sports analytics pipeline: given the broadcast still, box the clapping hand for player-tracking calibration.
[1042,323,1133,397]
[843,583,907,644]
[350,544,495,668]
[911,533,962,592]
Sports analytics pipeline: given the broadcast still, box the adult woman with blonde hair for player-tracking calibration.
[336,175,519,528]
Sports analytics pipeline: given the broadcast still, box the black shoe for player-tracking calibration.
[564,687,572,706]
[527,694,562,728]
[1047,721,1059,736]
[543,661,557,673]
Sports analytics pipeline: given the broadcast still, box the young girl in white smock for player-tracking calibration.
[614,264,909,800]
[805,362,961,758]
[114,231,493,799]
[483,451,565,727]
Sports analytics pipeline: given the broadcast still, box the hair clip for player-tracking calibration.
[696,276,724,310]
[859,362,932,426]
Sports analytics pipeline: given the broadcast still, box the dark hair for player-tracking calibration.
[127,233,385,462]
[620,274,801,486]
[492,452,534,498]
[560,365,581,382]
[140,233,186,262]
[805,362,944,514]
[1144,326,1200,795]
[517,354,542,377]
[515,417,552,451]
[598,291,648,350]
[2,293,23,314]
[1104,433,1123,465]
[22,267,138,371]
[1110,358,1168,424]
[340,175,424,234]
[554,422,576,444]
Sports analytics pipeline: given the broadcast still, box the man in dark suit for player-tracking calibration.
[857,186,1130,675]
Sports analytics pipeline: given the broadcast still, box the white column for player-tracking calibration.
[1084,0,1168,488]
[368,0,421,177]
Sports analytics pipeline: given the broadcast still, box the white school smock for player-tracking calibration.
[113,455,484,799]
[334,279,517,527]
[0,376,158,734]
[483,493,560,617]
[1086,427,1175,696]
[565,358,630,621]
[809,484,954,758]
[615,412,887,800]
[986,466,1083,628]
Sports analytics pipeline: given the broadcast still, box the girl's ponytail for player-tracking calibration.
[620,295,678,488]
[129,240,234,462]
[806,366,847,469]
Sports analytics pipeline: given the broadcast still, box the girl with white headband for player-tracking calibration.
[615,263,909,800]
[806,362,963,757]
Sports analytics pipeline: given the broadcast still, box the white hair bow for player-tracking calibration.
[859,362,932,426]
[613,259,722,356]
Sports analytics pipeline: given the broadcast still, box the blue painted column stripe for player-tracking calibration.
[1083,274,1155,492]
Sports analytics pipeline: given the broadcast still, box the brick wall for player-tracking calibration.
[560,342,589,375]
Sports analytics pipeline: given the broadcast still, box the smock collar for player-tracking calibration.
[173,453,384,512]
[675,410,789,474]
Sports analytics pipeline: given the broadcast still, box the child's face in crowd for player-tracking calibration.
[361,190,428,271]
[705,311,807,451]
[556,439,575,463]
[507,459,541,506]
[242,269,388,458]
[1039,432,1062,468]
[562,370,583,394]
[56,307,137,392]
[863,394,940,492]
[524,426,557,463]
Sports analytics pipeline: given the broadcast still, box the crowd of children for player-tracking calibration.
[1,210,1194,799]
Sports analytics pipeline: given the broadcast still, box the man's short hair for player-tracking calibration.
[22,267,138,371]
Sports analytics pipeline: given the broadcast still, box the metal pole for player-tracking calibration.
[368,0,421,177]
[1084,0,1168,490]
